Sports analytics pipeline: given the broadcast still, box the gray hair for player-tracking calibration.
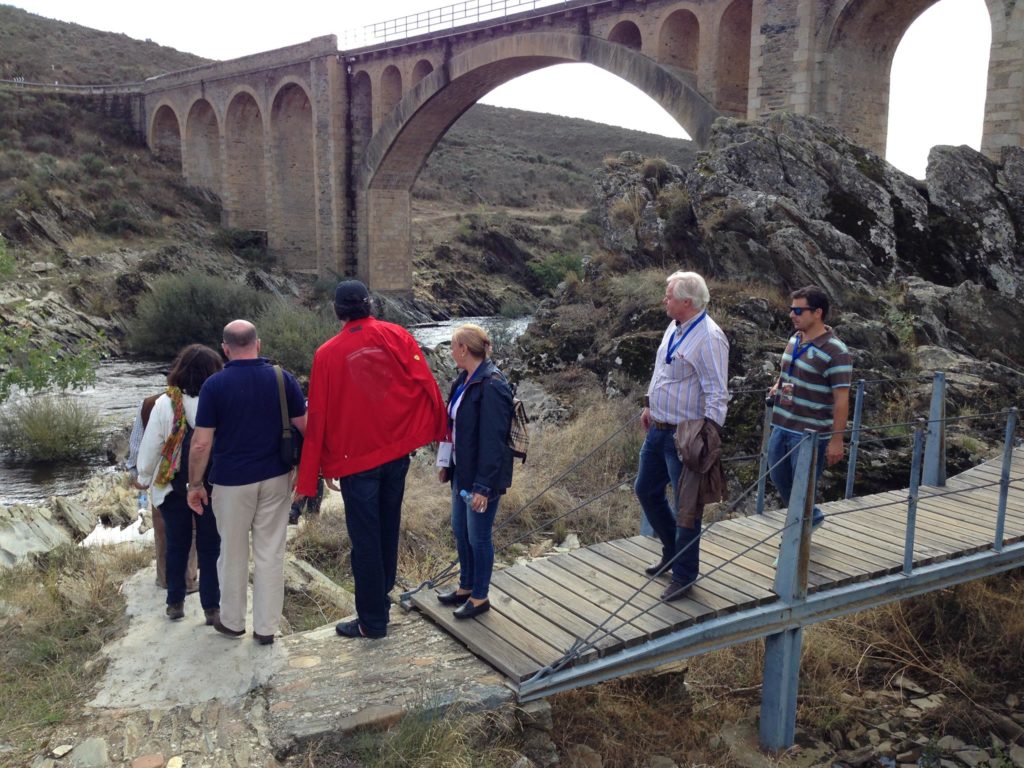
[666,271,709,310]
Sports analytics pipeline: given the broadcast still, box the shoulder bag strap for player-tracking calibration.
[273,365,289,433]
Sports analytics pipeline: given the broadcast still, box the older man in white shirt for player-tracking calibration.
[635,271,729,601]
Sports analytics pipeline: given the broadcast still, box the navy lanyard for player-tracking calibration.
[787,337,815,375]
[448,366,482,420]
[665,311,706,365]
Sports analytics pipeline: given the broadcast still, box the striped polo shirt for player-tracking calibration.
[771,328,852,434]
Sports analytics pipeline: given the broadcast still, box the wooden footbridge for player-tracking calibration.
[404,374,1024,751]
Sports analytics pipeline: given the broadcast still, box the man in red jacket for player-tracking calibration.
[297,280,446,639]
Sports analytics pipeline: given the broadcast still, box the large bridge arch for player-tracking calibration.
[183,98,222,193]
[815,0,996,156]
[224,89,267,231]
[355,32,720,291]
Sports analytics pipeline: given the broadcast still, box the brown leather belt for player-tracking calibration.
[652,420,676,431]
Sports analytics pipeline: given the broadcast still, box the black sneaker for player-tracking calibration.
[288,508,301,525]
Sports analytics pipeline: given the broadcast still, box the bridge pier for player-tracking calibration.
[759,430,817,752]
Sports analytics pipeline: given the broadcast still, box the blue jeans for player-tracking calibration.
[634,426,700,585]
[160,490,220,609]
[340,455,410,636]
[451,485,500,600]
[767,427,827,524]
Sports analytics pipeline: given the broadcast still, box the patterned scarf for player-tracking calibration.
[154,386,187,486]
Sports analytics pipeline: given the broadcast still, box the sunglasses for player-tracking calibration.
[789,306,818,316]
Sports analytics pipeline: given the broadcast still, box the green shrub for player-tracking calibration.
[529,251,584,291]
[95,198,147,235]
[0,235,13,278]
[256,300,337,377]
[0,326,97,403]
[0,395,103,461]
[213,227,269,265]
[78,153,105,177]
[127,272,269,357]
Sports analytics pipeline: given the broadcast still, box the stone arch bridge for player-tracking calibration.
[130,0,1024,294]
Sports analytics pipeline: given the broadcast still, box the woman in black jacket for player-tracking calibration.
[437,324,514,619]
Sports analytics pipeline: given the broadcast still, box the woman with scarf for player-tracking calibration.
[436,324,514,619]
[138,344,223,622]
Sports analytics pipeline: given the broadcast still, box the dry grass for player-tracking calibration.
[297,707,521,768]
[0,544,150,762]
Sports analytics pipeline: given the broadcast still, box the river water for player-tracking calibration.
[0,315,530,506]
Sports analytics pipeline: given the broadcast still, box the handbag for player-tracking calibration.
[274,365,303,467]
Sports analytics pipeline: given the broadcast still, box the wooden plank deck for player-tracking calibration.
[409,449,1024,683]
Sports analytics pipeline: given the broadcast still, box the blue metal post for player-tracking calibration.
[760,431,816,752]
[904,421,925,576]
[995,408,1018,553]
[756,403,773,515]
[922,372,946,487]
[845,379,865,499]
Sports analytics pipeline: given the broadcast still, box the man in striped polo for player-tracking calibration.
[767,285,853,528]
[636,271,730,601]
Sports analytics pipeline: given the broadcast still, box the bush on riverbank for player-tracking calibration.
[126,272,268,357]
[257,300,337,378]
[0,394,103,461]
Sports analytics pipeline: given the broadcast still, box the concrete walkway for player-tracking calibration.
[70,566,514,764]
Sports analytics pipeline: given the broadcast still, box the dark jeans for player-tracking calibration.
[160,490,220,609]
[291,476,325,516]
[635,425,701,585]
[450,484,500,600]
[339,455,410,636]
[767,427,827,524]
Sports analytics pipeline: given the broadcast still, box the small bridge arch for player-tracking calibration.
[183,98,222,193]
[356,31,720,291]
[269,79,317,270]
[224,87,268,232]
[149,102,183,168]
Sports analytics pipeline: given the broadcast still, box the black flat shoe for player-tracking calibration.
[335,619,386,639]
[436,589,472,606]
[644,560,671,576]
[453,599,490,619]
[253,631,275,645]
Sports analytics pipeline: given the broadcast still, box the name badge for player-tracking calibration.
[436,441,453,467]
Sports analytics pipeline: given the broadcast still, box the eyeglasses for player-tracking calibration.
[789,306,818,316]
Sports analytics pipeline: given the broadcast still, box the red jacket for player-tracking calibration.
[296,317,446,494]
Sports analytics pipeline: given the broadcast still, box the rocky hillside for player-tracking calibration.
[518,113,1024,498]
[0,4,209,83]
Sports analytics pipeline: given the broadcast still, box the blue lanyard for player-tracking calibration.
[787,337,815,375]
[448,366,482,420]
[665,311,706,365]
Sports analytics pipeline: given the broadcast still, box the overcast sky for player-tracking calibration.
[7,0,991,178]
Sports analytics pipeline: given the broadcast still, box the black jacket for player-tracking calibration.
[447,359,514,498]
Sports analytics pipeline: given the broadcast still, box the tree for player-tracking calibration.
[0,325,98,402]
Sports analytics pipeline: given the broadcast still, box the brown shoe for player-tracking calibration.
[253,631,275,645]
[166,602,185,621]
[213,620,245,638]
[204,609,220,626]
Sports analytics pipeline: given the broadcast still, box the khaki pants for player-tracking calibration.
[153,499,198,591]
[212,473,291,636]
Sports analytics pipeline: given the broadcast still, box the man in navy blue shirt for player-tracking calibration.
[187,319,306,645]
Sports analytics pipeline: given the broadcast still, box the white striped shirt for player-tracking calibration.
[646,314,730,426]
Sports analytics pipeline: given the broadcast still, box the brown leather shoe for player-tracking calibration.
[166,602,184,621]
[213,620,245,638]
[204,609,220,626]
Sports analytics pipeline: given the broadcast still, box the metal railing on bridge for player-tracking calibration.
[406,369,1024,754]
[340,0,578,49]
